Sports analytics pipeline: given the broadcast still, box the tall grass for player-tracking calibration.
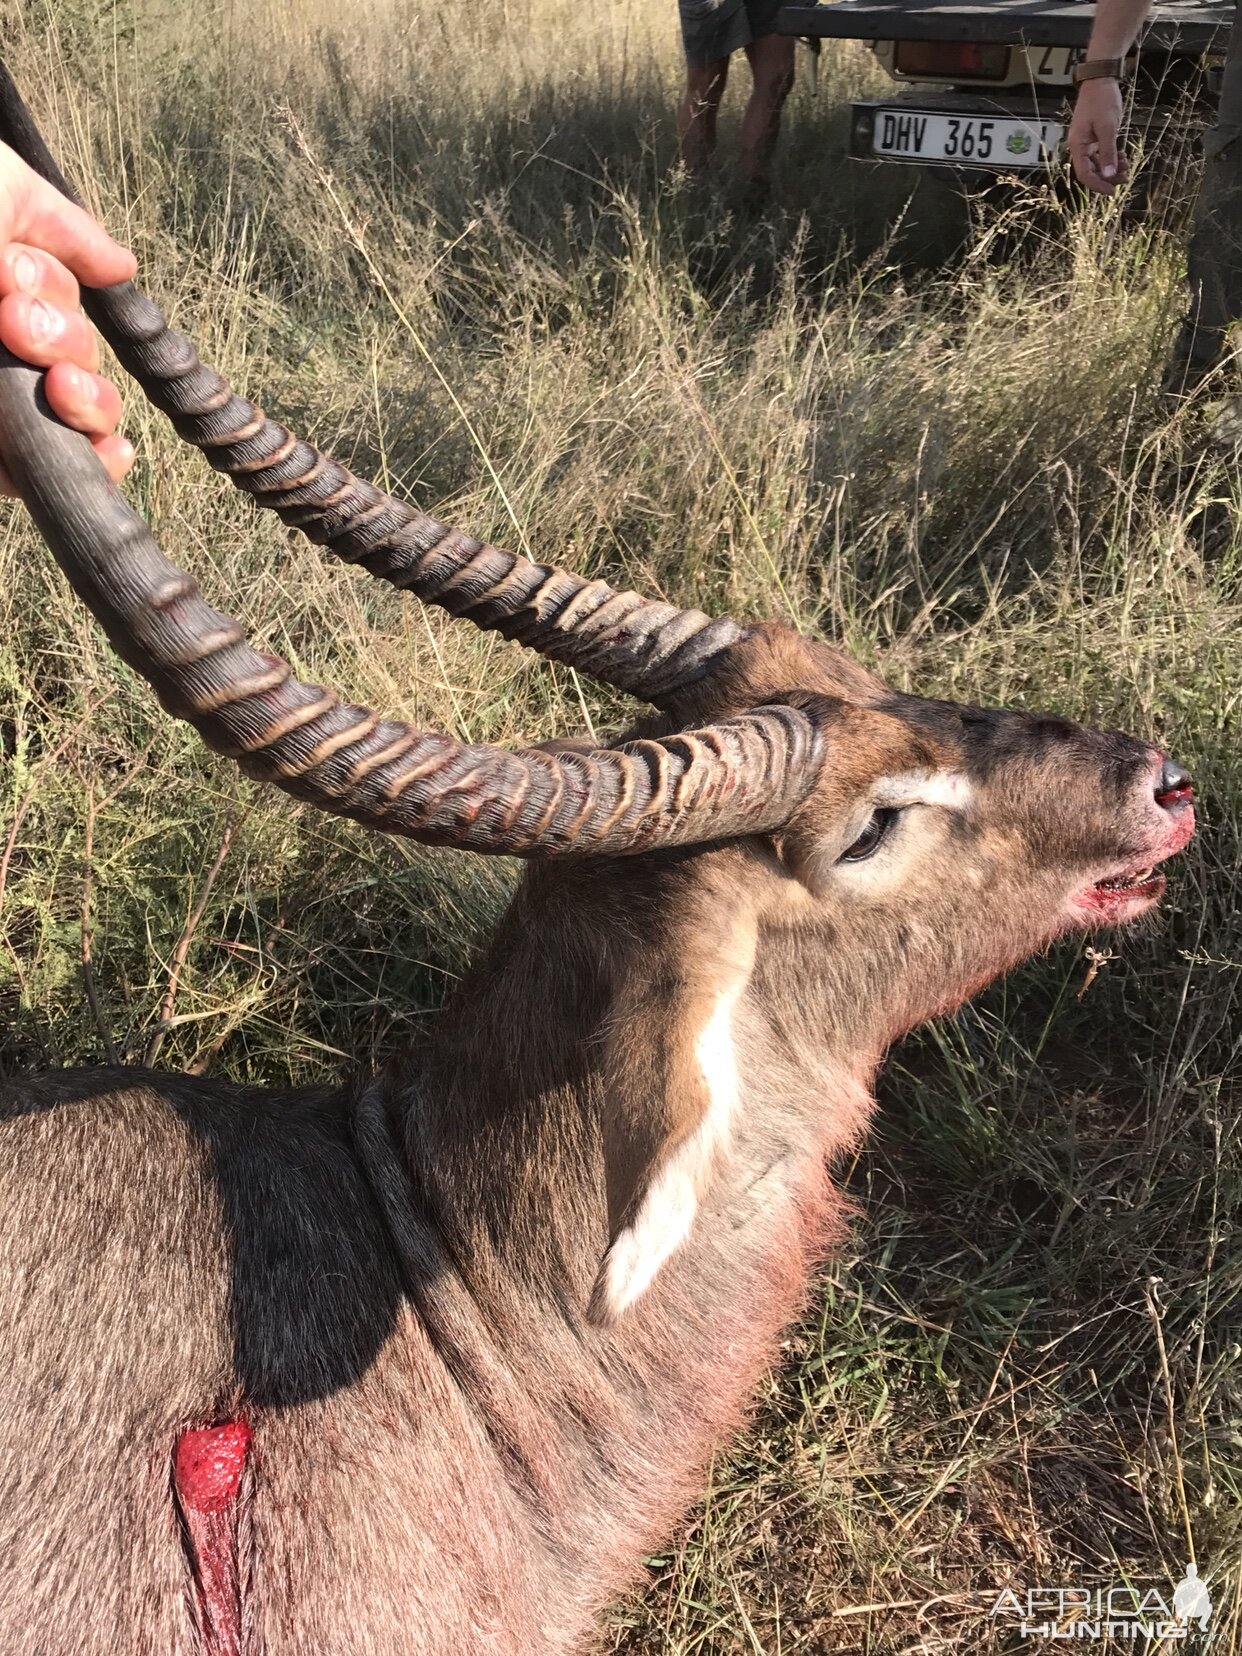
[1,0,1240,1648]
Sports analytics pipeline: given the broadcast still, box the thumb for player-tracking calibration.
[0,145,135,289]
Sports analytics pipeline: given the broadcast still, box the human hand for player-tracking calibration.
[0,141,136,496]
[1067,78,1129,193]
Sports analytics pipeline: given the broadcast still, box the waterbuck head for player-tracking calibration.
[0,67,1195,1326]
[690,622,1195,1038]
[578,622,1194,1316]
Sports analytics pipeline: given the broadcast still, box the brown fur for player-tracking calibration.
[598,863,760,1235]
[0,625,1189,1652]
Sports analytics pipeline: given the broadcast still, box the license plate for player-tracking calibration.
[1024,45,1078,84]
[870,109,1063,167]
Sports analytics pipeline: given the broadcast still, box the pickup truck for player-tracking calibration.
[777,0,1231,176]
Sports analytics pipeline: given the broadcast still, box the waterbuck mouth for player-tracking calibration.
[1078,865,1167,916]
[1070,757,1196,924]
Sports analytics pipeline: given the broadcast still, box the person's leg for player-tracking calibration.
[739,31,796,185]
[678,58,730,175]
[1167,4,1242,389]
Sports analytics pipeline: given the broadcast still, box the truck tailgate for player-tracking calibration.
[777,0,1229,51]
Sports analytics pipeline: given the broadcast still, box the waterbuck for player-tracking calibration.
[0,70,1197,1656]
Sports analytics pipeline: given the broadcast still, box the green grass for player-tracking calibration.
[2,1,1241,1648]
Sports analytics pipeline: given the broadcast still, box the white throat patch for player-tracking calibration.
[594,977,745,1320]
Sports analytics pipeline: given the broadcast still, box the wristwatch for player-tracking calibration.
[1073,58,1126,84]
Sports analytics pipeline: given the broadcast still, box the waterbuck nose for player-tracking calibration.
[1156,758,1195,806]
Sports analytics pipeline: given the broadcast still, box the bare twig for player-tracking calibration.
[1144,1276,1196,1563]
[144,814,242,1068]
[79,783,118,1065]
[186,1023,241,1078]
[74,740,156,1065]
[91,739,157,816]
[1076,945,1116,1001]
[0,687,114,919]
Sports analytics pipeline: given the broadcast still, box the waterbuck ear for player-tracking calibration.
[588,889,759,1324]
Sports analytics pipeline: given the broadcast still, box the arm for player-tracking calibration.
[1067,0,1153,192]
[0,141,135,495]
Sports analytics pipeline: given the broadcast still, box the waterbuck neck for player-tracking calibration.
[346,844,873,1616]
[392,846,877,1300]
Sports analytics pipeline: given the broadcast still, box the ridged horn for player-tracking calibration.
[0,63,744,709]
[0,348,823,856]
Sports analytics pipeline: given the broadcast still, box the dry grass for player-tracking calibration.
[1,0,1241,1649]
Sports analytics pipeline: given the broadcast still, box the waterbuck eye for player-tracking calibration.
[839,806,899,863]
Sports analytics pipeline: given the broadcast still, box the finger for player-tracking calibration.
[1070,147,1095,190]
[92,433,135,484]
[1071,141,1114,195]
[0,243,80,312]
[44,360,124,438]
[1066,122,1098,189]
[0,292,100,373]
[3,158,137,289]
[0,433,134,496]
[1094,129,1121,186]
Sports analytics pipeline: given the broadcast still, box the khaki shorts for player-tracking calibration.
[678,0,786,67]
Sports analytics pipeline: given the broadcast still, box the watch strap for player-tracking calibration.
[1073,57,1126,84]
